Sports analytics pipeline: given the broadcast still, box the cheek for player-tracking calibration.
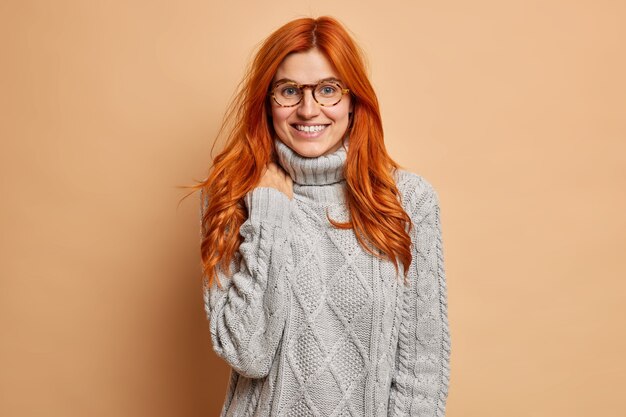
[271,107,291,127]
[271,108,293,141]
[334,96,352,117]
[326,106,351,124]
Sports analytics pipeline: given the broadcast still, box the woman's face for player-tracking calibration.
[270,48,353,158]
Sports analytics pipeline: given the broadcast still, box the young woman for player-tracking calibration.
[198,16,451,417]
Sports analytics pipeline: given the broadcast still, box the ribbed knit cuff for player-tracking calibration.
[243,187,292,230]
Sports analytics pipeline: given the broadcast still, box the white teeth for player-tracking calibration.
[295,125,326,133]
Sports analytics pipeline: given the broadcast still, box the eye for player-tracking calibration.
[317,83,339,97]
[280,86,300,97]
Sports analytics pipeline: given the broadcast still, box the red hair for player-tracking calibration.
[194,16,412,286]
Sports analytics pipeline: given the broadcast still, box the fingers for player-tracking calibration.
[265,162,288,180]
[256,162,293,199]
[264,162,281,178]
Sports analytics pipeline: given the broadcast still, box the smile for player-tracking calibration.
[293,124,328,133]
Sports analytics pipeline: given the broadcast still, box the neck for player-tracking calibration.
[274,138,348,203]
[274,139,347,186]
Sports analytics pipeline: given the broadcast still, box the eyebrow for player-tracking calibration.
[272,77,344,86]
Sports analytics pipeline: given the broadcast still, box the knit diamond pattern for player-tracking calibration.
[282,201,372,417]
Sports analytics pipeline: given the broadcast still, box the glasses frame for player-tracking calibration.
[270,80,351,108]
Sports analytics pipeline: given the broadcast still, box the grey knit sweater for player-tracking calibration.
[203,139,451,416]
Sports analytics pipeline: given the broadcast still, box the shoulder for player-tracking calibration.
[392,168,440,222]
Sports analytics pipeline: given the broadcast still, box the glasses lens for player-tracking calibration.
[272,81,345,106]
[273,83,301,106]
[314,82,343,106]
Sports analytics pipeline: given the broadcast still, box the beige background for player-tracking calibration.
[1,0,625,416]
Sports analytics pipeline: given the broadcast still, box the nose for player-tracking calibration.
[296,88,320,119]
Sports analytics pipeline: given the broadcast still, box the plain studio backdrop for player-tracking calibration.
[1,1,624,416]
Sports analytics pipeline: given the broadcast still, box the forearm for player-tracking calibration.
[205,187,293,378]
[390,184,451,416]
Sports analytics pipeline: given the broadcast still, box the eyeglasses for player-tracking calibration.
[270,80,350,107]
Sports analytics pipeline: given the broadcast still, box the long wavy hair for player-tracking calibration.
[193,16,413,287]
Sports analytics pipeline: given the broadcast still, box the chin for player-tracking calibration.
[293,145,327,158]
[291,135,347,157]
[294,143,339,158]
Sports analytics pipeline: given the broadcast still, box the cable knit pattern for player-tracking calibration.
[203,138,451,416]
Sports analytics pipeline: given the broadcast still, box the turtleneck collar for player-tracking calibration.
[274,138,347,186]
[273,138,348,205]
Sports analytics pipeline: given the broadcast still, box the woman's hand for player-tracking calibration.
[257,162,293,200]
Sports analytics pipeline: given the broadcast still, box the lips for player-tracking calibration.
[292,124,329,133]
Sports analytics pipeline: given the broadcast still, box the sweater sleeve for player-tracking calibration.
[202,187,293,379]
[388,181,451,416]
